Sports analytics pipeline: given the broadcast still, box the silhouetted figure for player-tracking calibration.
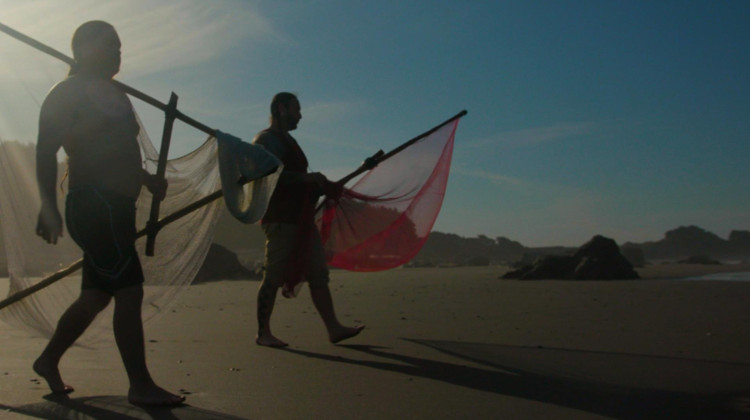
[33,20,184,406]
[252,92,364,347]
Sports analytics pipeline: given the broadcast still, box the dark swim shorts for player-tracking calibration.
[261,222,330,290]
[65,186,144,294]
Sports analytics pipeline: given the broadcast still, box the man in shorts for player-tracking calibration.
[252,92,364,347]
[33,20,184,406]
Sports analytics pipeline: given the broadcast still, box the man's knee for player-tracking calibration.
[78,289,112,315]
[307,280,329,292]
[112,284,144,309]
[258,279,279,297]
[307,267,330,291]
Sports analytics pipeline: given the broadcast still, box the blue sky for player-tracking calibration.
[1,0,748,246]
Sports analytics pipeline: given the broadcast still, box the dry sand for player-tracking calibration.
[2,263,750,419]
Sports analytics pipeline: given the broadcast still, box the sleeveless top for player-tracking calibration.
[253,129,313,224]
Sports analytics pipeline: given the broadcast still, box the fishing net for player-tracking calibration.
[0,29,279,346]
[0,21,463,337]
[317,118,460,271]
[277,116,462,296]
[0,130,279,347]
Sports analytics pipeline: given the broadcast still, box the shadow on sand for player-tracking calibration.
[0,394,249,420]
[284,339,750,420]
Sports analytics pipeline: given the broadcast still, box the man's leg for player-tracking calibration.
[112,285,184,406]
[306,226,364,344]
[34,289,112,393]
[255,280,288,347]
[309,285,364,344]
[256,223,290,347]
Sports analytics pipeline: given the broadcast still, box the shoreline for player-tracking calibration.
[3,264,750,419]
[635,262,750,280]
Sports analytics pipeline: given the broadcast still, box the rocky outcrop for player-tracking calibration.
[502,235,639,280]
[416,226,750,266]
[416,232,529,266]
[194,243,258,283]
[625,226,750,261]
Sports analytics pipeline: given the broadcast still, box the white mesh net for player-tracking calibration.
[0,25,279,347]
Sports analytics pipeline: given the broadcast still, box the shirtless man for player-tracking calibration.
[252,92,364,347]
[33,21,184,406]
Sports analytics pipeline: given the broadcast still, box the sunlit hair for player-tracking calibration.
[69,20,115,76]
[270,92,298,123]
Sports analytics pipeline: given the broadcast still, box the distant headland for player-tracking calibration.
[412,225,750,268]
[1,209,747,277]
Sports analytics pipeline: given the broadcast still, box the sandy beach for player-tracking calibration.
[2,263,750,419]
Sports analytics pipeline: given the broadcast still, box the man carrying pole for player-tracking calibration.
[0,18,465,357]
[252,92,365,347]
[0,20,280,313]
[33,20,184,406]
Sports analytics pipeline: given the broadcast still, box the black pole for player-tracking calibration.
[146,92,178,256]
[0,110,467,310]
[313,110,467,215]
[0,22,222,308]
[0,191,214,310]
[336,110,467,186]
[0,21,218,138]
[0,22,467,308]
[0,169,281,311]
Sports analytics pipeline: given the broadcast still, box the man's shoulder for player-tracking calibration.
[44,76,88,106]
[53,74,94,91]
[40,79,84,120]
[252,129,286,159]
[252,129,280,144]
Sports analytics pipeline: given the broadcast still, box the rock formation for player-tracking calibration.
[194,243,258,283]
[502,235,639,280]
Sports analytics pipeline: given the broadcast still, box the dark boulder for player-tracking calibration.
[502,235,639,280]
[509,255,578,279]
[572,235,640,279]
[194,243,258,284]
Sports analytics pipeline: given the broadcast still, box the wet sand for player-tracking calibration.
[2,263,750,419]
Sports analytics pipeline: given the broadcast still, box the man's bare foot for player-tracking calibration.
[329,324,365,344]
[255,334,289,348]
[128,384,185,407]
[33,357,74,394]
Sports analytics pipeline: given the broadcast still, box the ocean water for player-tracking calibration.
[682,271,750,282]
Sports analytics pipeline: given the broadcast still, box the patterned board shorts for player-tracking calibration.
[261,222,330,290]
[65,186,144,294]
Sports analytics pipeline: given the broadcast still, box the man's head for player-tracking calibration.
[270,92,301,132]
[70,21,121,78]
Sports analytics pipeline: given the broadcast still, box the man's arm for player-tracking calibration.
[140,168,167,201]
[252,131,331,197]
[35,84,72,244]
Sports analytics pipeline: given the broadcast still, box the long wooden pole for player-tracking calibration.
[0,22,224,308]
[0,21,467,309]
[0,183,230,310]
[0,261,83,311]
[0,111,466,310]
[312,110,465,214]
[0,22,225,259]
[0,21,218,138]
[335,110,467,186]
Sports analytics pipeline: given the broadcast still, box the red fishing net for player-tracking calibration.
[317,116,462,271]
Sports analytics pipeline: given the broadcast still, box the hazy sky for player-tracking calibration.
[1,0,748,246]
